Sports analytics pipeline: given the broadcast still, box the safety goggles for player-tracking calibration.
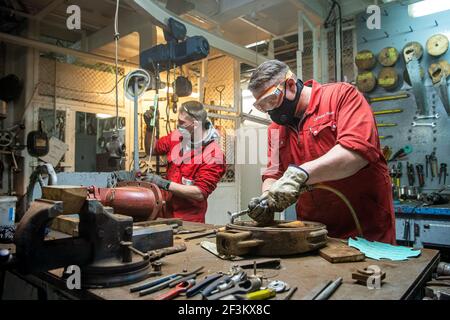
[253,70,293,112]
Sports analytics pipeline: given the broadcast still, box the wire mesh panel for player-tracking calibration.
[328,30,337,83]
[38,55,125,107]
[342,29,356,83]
[327,29,355,83]
[203,55,235,108]
[210,116,236,183]
[302,30,314,81]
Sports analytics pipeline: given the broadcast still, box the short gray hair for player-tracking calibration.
[248,60,291,92]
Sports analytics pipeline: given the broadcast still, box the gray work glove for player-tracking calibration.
[143,106,156,128]
[248,165,309,225]
[144,173,171,190]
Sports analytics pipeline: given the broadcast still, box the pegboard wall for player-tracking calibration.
[356,2,450,192]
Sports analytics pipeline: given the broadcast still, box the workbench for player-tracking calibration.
[1,222,440,300]
[395,201,450,248]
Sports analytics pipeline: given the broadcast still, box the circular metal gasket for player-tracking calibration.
[268,280,289,293]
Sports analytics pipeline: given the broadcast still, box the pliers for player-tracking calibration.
[154,279,196,300]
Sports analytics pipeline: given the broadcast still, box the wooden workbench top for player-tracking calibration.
[2,222,440,300]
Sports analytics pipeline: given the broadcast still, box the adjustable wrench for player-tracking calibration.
[411,122,436,128]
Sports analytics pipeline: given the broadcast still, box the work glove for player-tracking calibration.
[248,165,309,225]
[144,173,171,190]
[143,106,156,128]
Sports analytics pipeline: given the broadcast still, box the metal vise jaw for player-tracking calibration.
[13,199,152,287]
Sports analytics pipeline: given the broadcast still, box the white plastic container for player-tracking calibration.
[0,196,17,226]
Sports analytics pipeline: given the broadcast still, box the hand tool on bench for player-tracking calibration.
[206,277,262,300]
[214,271,247,293]
[186,273,224,297]
[283,286,298,300]
[241,288,276,300]
[130,266,204,293]
[168,270,204,287]
[154,279,196,300]
[314,277,343,300]
[182,228,225,241]
[201,274,232,297]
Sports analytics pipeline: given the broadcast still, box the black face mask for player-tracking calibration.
[268,79,304,126]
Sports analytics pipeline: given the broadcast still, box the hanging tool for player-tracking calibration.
[390,165,397,184]
[389,145,413,162]
[414,113,440,120]
[377,123,397,128]
[396,162,403,187]
[426,155,430,178]
[373,109,403,116]
[430,152,438,181]
[369,92,409,103]
[215,85,226,106]
[407,162,415,186]
[416,164,425,187]
[382,146,392,161]
[403,41,427,115]
[154,279,196,300]
[439,163,447,185]
[411,121,436,128]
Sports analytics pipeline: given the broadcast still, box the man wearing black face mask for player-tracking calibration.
[143,101,226,223]
[246,60,395,244]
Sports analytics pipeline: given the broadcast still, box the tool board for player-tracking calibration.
[355,2,450,192]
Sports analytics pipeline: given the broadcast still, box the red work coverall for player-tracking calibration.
[263,80,396,244]
[154,130,226,222]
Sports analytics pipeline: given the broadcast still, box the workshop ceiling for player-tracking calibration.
[0,0,415,62]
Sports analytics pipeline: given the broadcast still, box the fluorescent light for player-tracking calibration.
[408,0,450,17]
[245,40,267,48]
[96,113,114,119]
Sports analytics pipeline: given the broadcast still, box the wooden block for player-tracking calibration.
[319,238,365,263]
[42,185,87,214]
[50,214,79,236]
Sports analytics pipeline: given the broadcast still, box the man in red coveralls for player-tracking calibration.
[144,100,226,223]
[247,60,395,244]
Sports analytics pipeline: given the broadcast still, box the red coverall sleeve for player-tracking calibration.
[193,144,226,199]
[335,84,382,163]
[262,125,286,181]
[153,133,172,156]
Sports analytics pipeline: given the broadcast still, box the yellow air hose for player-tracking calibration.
[306,184,363,237]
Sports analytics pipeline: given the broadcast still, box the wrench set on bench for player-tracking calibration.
[129,264,295,300]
